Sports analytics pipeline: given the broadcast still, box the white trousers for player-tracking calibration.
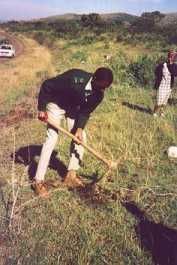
[35,103,86,183]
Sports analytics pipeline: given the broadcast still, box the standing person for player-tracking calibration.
[33,67,113,197]
[153,51,177,117]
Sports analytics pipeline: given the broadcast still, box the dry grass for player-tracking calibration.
[0,35,55,114]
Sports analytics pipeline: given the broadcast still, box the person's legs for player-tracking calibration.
[153,104,165,115]
[67,118,86,171]
[154,87,171,117]
[153,104,160,115]
[159,89,171,116]
[33,103,65,196]
[63,117,86,187]
[35,126,58,183]
[159,104,166,116]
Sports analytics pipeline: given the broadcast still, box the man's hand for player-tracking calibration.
[75,128,83,142]
[38,111,48,122]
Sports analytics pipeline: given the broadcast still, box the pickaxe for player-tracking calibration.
[46,116,117,170]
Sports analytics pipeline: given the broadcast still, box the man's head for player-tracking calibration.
[91,67,113,91]
[168,50,177,63]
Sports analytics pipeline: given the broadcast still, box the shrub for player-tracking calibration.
[109,52,134,85]
[128,55,156,87]
[32,31,46,45]
[80,35,96,45]
[32,31,57,48]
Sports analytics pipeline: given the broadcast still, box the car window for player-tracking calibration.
[0,45,12,50]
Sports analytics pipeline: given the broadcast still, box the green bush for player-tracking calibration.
[80,35,96,45]
[32,31,46,45]
[109,52,134,86]
[107,52,161,89]
[128,55,156,87]
[32,31,57,48]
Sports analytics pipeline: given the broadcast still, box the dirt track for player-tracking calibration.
[0,30,24,62]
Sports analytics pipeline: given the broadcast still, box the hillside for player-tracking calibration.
[38,12,138,23]
[38,13,82,22]
[160,12,177,25]
[101,12,138,23]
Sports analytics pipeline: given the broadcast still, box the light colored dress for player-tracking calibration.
[157,62,171,106]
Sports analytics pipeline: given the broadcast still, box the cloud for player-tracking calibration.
[0,0,61,20]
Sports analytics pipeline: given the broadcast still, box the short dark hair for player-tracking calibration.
[94,67,113,85]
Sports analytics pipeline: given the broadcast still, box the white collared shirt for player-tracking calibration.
[84,78,92,102]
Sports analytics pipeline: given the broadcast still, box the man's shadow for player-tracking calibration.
[122,202,177,265]
[11,145,67,181]
[122,102,152,115]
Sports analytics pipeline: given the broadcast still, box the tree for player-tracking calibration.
[81,13,102,27]
[141,11,165,23]
[130,11,165,33]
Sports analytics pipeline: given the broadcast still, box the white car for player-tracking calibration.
[0,44,15,58]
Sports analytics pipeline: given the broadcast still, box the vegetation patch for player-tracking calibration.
[1,13,177,263]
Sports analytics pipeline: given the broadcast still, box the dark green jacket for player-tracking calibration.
[38,69,104,129]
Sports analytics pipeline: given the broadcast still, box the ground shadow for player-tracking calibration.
[81,171,103,184]
[12,145,67,181]
[122,102,152,115]
[122,202,177,265]
[168,98,177,106]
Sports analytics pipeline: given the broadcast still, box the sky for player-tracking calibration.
[0,0,177,21]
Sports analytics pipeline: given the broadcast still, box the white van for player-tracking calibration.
[0,44,15,58]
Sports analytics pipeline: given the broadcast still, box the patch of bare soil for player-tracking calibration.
[0,101,35,128]
[45,179,119,205]
[0,88,37,128]
[75,183,119,205]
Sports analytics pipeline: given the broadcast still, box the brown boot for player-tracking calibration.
[63,170,84,188]
[31,181,49,198]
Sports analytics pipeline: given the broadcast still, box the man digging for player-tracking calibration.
[32,67,113,197]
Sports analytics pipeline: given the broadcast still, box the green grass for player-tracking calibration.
[1,34,177,265]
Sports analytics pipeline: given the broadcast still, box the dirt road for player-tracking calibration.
[0,30,24,62]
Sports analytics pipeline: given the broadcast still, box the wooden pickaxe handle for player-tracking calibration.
[47,116,117,169]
